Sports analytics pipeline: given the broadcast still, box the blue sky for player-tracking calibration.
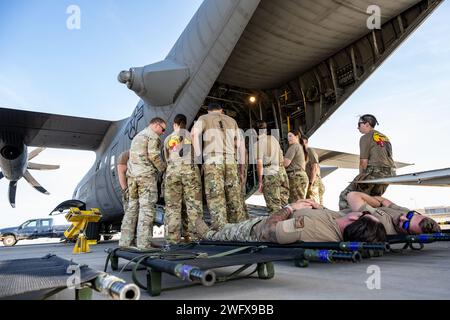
[1,0,449,228]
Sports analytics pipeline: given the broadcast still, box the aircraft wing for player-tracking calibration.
[320,167,338,178]
[312,148,411,170]
[0,107,113,151]
[354,168,450,187]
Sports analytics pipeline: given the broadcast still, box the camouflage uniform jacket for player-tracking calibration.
[127,127,165,177]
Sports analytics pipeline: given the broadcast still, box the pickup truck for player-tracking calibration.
[0,218,70,247]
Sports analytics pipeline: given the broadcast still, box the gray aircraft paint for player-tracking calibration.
[0,1,443,231]
[71,0,444,224]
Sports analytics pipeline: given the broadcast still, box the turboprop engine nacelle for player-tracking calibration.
[0,139,27,181]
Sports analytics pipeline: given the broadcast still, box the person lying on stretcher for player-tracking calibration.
[195,199,387,244]
[345,192,441,235]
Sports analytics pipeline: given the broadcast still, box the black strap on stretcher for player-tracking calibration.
[387,233,450,251]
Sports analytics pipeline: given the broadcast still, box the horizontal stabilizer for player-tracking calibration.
[354,168,450,187]
[313,147,411,170]
[320,167,338,178]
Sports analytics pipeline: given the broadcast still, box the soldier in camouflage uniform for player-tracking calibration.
[238,146,249,220]
[194,199,387,243]
[163,114,203,244]
[284,130,309,202]
[119,118,167,249]
[252,120,289,214]
[339,114,396,210]
[192,103,245,230]
[302,136,325,205]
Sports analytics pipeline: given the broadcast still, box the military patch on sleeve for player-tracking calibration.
[294,216,305,229]
[168,135,181,152]
[373,132,390,147]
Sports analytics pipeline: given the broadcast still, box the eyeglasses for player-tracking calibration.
[158,123,166,133]
[358,121,366,127]
[402,211,415,231]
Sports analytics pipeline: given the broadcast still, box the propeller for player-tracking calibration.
[27,147,46,161]
[23,170,50,195]
[3,148,60,208]
[27,163,60,171]
[9,181,17,208]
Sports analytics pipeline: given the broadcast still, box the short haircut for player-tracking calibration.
[419,217,441,234]
[208,103,222,111]
[173,114,187,129]
[359,114,379,128]
[150,117,166,125]
[255,120,267,130]
[343,214,387,242]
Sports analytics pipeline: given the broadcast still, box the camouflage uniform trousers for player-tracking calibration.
[119,187,135,246]
[263,166,290,215]
[287,170,309,203]
[204,217,264,242]
[203,162,245,230]
[164,164,203,243]
[339,165,396,210]
[121,187,129,213]
[239,164,249,220]
[119,174,158,249]
[307,176,325,205]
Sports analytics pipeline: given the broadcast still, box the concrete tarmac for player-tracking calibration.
[1,239,449,300]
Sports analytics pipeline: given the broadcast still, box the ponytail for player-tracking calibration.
[289,130,308,162]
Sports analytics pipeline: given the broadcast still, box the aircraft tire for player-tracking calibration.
[3,235,17,247]
[86,222,101,241]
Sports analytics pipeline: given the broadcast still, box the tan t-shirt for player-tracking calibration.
[370,207,399,235]
[305,148,320,180]
[274,209,342,243]
[285,143,306,173]
[359,130,395,168]
[252,134,284,175]
[163,130,194,165]
[192,112,240,163]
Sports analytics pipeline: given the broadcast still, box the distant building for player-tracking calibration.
[424,206,450,215]
[417,206,450,231]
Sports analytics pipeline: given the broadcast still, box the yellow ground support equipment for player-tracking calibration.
[64,208,102,254]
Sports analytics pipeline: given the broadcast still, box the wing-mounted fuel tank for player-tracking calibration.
[118,60,190,107]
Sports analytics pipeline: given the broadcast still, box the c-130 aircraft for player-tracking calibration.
[0,0,443,240]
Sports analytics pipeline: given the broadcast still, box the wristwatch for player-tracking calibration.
[283,204,293,214]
